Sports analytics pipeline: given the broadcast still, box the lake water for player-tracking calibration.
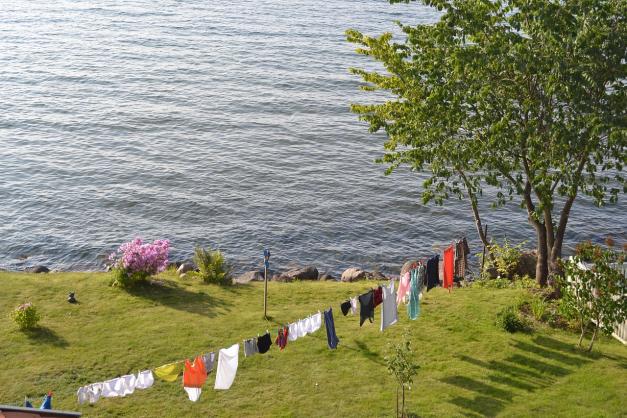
[0,0,624,275]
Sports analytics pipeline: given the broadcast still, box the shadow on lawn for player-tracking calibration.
[444,336,600,417]
[127,280,232,317]
[24,326,69,348]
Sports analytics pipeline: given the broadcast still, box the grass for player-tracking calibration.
[0,271,625,417]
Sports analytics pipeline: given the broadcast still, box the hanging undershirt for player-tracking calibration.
[426,255,440,291]
[408,266,423,320]
[350,297,358,315]
[381,280,398,331]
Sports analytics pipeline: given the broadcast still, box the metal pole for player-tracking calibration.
[263,249,270,319]
[481,224,488,273]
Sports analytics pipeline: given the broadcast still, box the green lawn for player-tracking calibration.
[0,271,625,417]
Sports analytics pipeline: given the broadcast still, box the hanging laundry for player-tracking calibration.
[408,266,424,320]
[24,399,33,408]
[101,378,121,398]
[135,370,154,390]
[454,237,471,279]
[373,285,383,307]
[77,383,102,405]
[381,280,398,331]
[244,338,259,357]
[297,317,309,338]
[40,392,52,410]
[340,300,351,316]
[201,352,216,374]
[324,308,340,349]
[154,361,183,383]
[256,332,272,354]
[350,297,358,315]
[443,245,454,290]
[183,356,207,402]
[214,343,240,390]
[275,326,289,350]
[309,311,322,333]
[288,322,300,341]
[397,271,411,304]
[358,289,375,326]
[426,255,440,291]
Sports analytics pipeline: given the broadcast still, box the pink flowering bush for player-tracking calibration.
[11,302,41,330]
[109,238,170,287]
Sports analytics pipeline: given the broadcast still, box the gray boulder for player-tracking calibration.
[177,262,196,275]
[318,273,335,281]
[276,266,319,282]
[341,267,369,282]
[29,265,49,274]
[234,270,266,284]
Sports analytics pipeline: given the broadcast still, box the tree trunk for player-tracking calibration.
[401,386,405,418]
[535,222,549,286]
[457,168,495,264]
[587,324,598,352]
[578,321,586,347]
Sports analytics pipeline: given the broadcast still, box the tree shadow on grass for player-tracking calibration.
[445,335,601,416]
[23,326,68,348]
[126,280,232,317]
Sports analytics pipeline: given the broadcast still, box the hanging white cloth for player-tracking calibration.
[214,343,239,390]
[381,280,399,331]
[135,370,154,390]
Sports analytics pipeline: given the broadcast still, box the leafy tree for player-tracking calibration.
[560,245,626,351]
[346,0,626,285]
[385,333,420,418]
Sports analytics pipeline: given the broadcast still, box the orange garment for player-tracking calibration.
[183,356,207,388]
[443,245,454,290]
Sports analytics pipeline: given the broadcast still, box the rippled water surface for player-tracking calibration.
[0,0,624,274]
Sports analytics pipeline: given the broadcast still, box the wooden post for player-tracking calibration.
[481,224,489,273]
[263,249,270,319]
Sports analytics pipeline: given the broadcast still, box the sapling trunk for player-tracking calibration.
[588,324,599,352]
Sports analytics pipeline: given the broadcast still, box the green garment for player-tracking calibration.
[407,265,424,320]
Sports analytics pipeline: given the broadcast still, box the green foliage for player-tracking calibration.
[473,277,512,289]
[530,297,548,321]
[496,306,528,333]
[560,245,627,351]
[193,246,232,285]
[486,240,525,279]
[110,268,149,288]
[347,0,626,286]
[574,240,598,262]
[385,332,420,417]
[11,302,41,330]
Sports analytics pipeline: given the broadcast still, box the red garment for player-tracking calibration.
[373,286,383,307]
[443,245,454,290]
[183,356,207,388]
[275,326,289,350]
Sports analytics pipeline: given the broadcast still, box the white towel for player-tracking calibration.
[214,343,239,390]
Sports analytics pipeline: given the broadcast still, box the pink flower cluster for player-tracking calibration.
[109,238,170,277]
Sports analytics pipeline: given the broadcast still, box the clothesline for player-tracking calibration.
[76,240,470,404]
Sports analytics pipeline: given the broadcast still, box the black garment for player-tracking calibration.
[256,332,272,354]
[340,300,351,316]
[324,308,340,349]
[358,290,375,326]
[426,255,440,291]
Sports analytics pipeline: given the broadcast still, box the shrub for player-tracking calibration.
[472,277,511,289]
[560,244,626,351]
[193,246,232,285]
[108,238,170,287]
[530,297,548,321]
[496,306,528,333]
[485,239,526,279]
[11,303,41,330]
